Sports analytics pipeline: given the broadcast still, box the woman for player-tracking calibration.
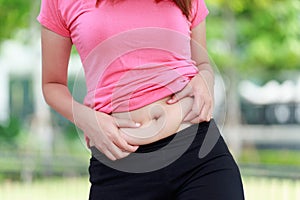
[38,0,244,199]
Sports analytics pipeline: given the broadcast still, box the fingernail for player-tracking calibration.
[167,99,174,103]
[135,122,141,127]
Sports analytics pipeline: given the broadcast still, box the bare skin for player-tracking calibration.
[105,96,193,146]
[40,20,214,161]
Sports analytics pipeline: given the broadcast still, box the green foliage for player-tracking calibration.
[0,0,298,77]
[62,122,80,141]
[0,117,21,144]
[238,1,300,71]
[0,0,33,42]
[239,148,300,166]
[207,0,300,79]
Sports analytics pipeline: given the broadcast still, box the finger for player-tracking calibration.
[209,107,214,121]
[107,142,131,160]
[186,90,202,116]
[114,117,141,128]
[94,143,118,161]
[190,114,209,124]
[190,117,203,124]
[113,132,139,153]
[189,114,208,124]
[95,138,132,161]
[167,85,192,104]
[183,111,198,122]
[102,148,118,161]
[189,101,213,123]
[183,109,198,122]
[201,98,214,122]
[199,105,211,122]
[184,98,204,122]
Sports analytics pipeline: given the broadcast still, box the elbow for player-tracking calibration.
[41,83,51,106]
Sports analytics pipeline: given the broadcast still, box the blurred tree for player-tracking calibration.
[0,0,299,127]
[206,0,300,125]
[0,0,38,43]
[1,0,298,76]
[0,117,21,145]
[207,0,300,80]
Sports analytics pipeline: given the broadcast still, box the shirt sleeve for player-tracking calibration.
[37,0,70,37]
[190,0,209,29]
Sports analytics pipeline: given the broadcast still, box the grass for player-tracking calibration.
[1,176,300,200]
[0,177,90,200]
[1,142,300,200]
[243,177,300,200]
[239,148,300,166]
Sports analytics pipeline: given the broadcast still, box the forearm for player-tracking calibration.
[42,82,92,131]
[196,63,215,98]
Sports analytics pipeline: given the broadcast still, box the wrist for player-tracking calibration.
[196,68,215,97]
[197,67,214,82]
[72,102,95,131]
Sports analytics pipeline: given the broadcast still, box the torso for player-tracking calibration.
[38,0,209,146]
[111,95,194,145]
[55,0,202,121]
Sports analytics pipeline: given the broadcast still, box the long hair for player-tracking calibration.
[96,0,193,19]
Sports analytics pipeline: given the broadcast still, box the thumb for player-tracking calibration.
[114,118,141,128]
[167,85,191,104]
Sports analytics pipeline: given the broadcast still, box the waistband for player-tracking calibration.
[135,121,210,153]
[90,120,214,173]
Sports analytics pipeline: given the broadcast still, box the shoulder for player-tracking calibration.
[37,0,91,37]
[38,0,91,21]
[190,0,209,29]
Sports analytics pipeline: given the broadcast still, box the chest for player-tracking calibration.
[64,0,192,60]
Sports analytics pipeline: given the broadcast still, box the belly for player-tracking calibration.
[112,95,194,145]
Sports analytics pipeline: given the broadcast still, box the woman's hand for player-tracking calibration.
[166,72,214,123]
[166,20,214,124]
[40,27,139,161]
[74,105,140,161]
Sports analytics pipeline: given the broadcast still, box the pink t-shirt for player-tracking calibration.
[37,0,209,113]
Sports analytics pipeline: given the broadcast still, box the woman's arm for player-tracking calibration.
[40,27,140,160]
[167,20,214,123]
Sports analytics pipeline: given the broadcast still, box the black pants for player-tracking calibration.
[88,120,244,200]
